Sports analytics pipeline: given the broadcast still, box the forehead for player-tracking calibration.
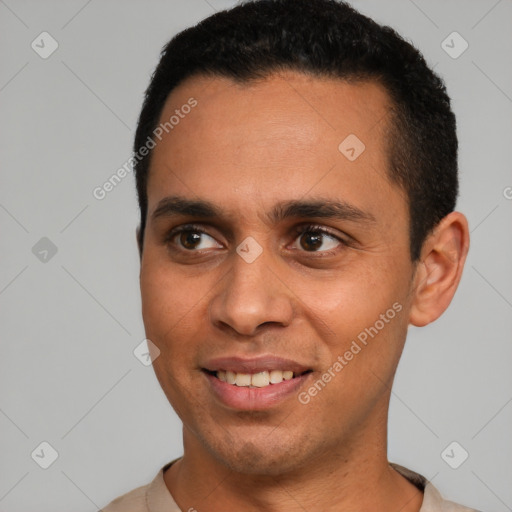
[147,71,406,224]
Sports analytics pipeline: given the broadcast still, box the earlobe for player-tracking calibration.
[409,212,470,327]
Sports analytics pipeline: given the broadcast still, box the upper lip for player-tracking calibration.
[202,355,311,374]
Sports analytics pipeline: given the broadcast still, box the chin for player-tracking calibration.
[200,430,311,476]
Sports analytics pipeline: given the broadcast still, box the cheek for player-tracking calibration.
[324,267,410,391]
[140,257,207,362]
[140,260,209,413]
[289,259,409,346]
[141,248,204,318]
[301,300,409,426]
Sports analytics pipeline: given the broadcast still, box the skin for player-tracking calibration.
[138,71,469,511]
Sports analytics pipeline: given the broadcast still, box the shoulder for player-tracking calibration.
[101,483,149,512]
[423,482,482,512]
[101,461,179,512]
[390,463,481,512]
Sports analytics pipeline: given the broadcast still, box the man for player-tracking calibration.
[104,0,478,510]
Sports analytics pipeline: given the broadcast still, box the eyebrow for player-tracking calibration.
[270,199,376,224]
[151,195,376,225]
[152,196,221,220]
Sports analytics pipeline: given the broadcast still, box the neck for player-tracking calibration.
[164,420,424,512]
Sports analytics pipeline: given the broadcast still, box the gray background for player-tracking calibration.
[1,0,511,510]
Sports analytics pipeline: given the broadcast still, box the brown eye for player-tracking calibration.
[292,226,343,253]
[300,232,323,251]
[179,231,202,250]
[168,227,222,251]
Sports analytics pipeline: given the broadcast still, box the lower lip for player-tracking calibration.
[204,372,311,411]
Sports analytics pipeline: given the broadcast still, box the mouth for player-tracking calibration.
[201,356,313,410]
[204,369,312,388]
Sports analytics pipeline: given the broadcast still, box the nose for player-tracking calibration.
[209,248,294,337]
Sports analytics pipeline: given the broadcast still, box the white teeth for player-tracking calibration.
[251,371,270,388]
[235,373,252,386]
[215,369,298,387]
[269,370,284,384]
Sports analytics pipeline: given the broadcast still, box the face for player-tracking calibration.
[140,72,417,475]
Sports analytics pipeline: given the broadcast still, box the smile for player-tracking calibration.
[211,369,309,388]
[201,356,313,410]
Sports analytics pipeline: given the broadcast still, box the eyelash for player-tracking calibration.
[165,223,347,255]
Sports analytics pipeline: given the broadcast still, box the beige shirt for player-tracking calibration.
[102,461,480,512]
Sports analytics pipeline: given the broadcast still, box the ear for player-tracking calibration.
[136,225,143,261]
[409,211,470,327]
